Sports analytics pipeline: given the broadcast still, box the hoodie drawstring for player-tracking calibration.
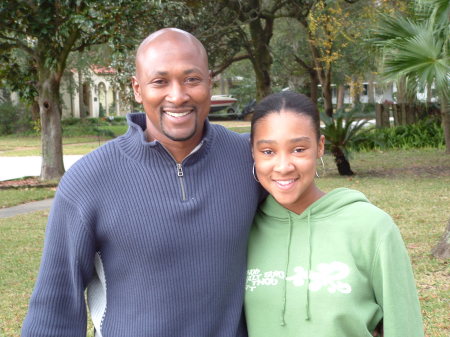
[280,213,294,326]
[305,209,312,321]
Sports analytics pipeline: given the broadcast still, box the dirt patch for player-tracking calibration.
[360,165,450,178]
[0,177,58,189]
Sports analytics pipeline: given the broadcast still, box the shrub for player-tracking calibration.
[352,118,444,151]
[60,117,80,127]
[0,102,33,135]
[62,123,115,138]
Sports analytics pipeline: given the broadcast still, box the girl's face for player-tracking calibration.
[252,110,325,214]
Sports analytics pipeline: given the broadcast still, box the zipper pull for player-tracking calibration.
[176,163,184,177]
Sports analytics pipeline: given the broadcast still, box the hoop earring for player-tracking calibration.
[316,157,325,178]
[252,163,260,182]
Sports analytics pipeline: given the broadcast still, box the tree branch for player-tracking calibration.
[55,28,81,81]
[0,34,35,56]
[212,54,250,77]
[293,54,314,73]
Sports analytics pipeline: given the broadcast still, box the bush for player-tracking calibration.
[62,123,115,138]
[60,117,81,127]
[0,102,34,135]
[352,118,444,151]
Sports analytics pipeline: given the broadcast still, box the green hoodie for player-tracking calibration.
[245,188,424,337]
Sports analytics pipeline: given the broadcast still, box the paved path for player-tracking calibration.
[0,155,83,181]
[0,198,54,218]
[0,155,83,218]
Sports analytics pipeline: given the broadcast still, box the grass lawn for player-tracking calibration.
[0,188,56,208]
[0,130,449,336]
[0,134,112,156]
[0,121,248,157]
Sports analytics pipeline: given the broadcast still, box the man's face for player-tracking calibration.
[132,36,211,144]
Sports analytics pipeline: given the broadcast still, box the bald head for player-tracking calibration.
[135,28,209,78]
[131,27,212,161]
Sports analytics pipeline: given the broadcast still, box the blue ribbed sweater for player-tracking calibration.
[22,113,262,337]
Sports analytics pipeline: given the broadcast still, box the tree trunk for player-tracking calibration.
[309,70,319,104]
[38,69,65,181]
[382,103,391,127]
[78,68,86,119]
[322,78,333,117]
[350,77,361,107]
[375,104,384,128]
[331,146,354,176]
[440,93,450,154]
[368,79,375,104]
[396,79,408,125]
[337,84,345,110]
[248,17,273,101]
[392,104,400,126]
[253,65,272,101]
[307,39,333,116]
[406,103,417,124]
[293,55,318,104]
[376,103,390,128]
[432,218,450,259]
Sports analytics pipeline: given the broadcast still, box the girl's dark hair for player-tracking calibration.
[250,91,320,144]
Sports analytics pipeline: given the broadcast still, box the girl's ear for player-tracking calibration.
[318,135,325,158]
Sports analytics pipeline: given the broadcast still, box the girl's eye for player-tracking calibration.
[294,148,305,153]
[262,149,273,155]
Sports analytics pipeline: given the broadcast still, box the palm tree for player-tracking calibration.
[373,0,450,258]
[321,108,371,176]
[372,0,449,153]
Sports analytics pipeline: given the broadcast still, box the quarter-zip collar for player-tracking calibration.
[118,113,213,165]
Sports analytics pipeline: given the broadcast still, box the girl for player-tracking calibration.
[245,91,424,337]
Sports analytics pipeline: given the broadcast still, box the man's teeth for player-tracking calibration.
[165,110,191,117]
[276,180,294,185]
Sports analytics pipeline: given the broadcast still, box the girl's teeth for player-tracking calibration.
[277,180,294,185]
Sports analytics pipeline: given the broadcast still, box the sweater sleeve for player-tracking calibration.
[21,191,96,336]
[371,223,424,337]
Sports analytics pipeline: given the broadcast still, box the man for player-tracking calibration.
[22,28,262,336]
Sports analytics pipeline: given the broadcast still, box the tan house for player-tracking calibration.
[60,65,131,119]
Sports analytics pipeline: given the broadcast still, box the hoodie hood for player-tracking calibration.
[255,188,370,325]
[259,188,370,222]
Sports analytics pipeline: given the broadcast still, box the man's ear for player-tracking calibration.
[131,76,142,103]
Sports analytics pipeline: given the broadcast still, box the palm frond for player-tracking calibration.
[371,13,423,46]
[382,27,449,95]
[416,0,450,27]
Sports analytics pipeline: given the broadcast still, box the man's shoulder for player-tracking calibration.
[59,139,121,188]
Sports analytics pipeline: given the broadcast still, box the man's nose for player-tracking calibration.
[166,82,189,106]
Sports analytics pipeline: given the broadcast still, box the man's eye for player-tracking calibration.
[186,77,200,83]
[294,148,305,153]
[262,149,273,155]
[152,79,166,85]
